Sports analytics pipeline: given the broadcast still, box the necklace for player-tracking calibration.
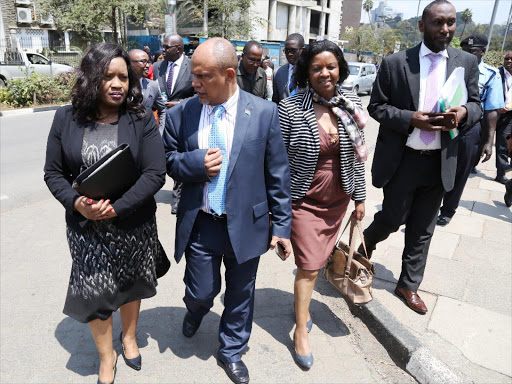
[329,134,339,145]
[97,111,119,123]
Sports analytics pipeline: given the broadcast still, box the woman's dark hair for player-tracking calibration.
[294,40,349,89]
[71,42,144,123]
[153,50,163,62]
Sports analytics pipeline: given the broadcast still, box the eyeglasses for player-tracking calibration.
[163,44,180,50]
[245,57,262,65]
[284,48,300,54]
[133,59,150,65]
[504,57,512,61]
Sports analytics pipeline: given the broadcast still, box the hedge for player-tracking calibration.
[0,71,76,108]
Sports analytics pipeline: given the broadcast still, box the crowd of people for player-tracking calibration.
[43,0,511,383]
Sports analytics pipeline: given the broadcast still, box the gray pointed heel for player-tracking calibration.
[294,350,314,369]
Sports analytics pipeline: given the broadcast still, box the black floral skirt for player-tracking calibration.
[64,216,167,323]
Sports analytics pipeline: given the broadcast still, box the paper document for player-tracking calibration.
[438,67,467,139]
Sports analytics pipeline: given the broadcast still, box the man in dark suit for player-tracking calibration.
[272,33,304,103]
[361,0,481,314]
[129,49,166,135]
[153,34,195,213]
[163,38,292,384]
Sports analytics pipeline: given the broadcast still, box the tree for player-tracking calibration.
[459,8,473,39]
[206,0,258,40]
[363,0,374,28]
[342,25,381,58]
[39,0,160,45]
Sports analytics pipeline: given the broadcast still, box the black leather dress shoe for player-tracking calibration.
[218,359,249,384]
[495,175,509,185]
[357,243,373,259]
[436,215,452,226]
[182,312,201,338]
[505,182,512,208]
[120,332,141,370]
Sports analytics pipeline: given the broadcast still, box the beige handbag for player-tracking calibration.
[324,218,375,304]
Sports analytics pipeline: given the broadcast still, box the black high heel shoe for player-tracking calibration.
[97,351,117,384]
[120,331,142,371]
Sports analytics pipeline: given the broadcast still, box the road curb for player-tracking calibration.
[348,296,472,383]
[0,104,66,117]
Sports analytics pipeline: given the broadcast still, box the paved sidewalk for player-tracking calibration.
[339,114,512,383]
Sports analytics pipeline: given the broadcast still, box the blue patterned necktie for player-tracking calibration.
[208,105,227,215]
[289,66,297,96]
[166,62,175,95]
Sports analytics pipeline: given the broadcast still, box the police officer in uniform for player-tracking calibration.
[438,34,504,226]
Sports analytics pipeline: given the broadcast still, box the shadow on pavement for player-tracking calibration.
[461,199,512,223]
[253,287,350,359]
[55,306,222,377]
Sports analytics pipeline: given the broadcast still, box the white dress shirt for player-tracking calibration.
[198,87,240,212]
[406,42,449,150]
[166,54,185,95]
[504,69,512,108]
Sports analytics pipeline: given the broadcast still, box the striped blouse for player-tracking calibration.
[278,90,366,202]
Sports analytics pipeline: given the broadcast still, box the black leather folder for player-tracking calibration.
[72,143,139,200]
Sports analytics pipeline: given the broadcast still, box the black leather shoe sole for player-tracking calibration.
[217,359,249,384]
[182,312,201,338]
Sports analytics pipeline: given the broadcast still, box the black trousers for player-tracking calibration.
[364,149,445,291]
[440,122,482,218]
[496,112,512,177]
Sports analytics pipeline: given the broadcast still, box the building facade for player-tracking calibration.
[339,0,362,35]
[249,0,343,44]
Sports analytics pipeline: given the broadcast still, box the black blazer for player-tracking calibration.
[368,44,482,192]
[44,105,166,230]
[153,55,195,102]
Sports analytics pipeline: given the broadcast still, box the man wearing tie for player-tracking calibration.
[163,38,292,384]
[272,33,304,103]
[360,0,481,314]
[153,34,195,214]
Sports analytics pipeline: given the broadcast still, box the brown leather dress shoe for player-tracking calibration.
[394,286,428,314]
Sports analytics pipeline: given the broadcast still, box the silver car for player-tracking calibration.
[341,62,377,95]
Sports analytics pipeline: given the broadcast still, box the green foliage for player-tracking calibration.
[38,0,161,44]
[207,0,255,40]
[484,51,505,69]
[450,36,461,49]
[0,72,76,108]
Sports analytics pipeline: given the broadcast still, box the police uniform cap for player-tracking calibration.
[460,34,488,48]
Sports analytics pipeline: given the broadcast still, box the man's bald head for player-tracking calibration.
[163,34,184,62]
[193,38,238,71]
[191,38,238,106]
[128,49,150,78]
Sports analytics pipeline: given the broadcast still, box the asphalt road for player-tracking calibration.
[0,97,415,384]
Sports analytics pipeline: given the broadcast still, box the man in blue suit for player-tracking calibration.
[163,38,292,384]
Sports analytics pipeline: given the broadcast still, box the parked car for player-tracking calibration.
[341,62,377,95]
[0,51,74,87]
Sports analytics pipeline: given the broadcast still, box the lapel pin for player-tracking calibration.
[244,109,251,116]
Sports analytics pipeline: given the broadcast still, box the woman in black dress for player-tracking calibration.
[44,43,167,384]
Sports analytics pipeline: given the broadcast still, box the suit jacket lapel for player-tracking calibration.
[227,91,251,182]
[446,46,459,80]
[171,56,188,99]
[117,111,134,146]
[187,97,202,150]
[301,91,320,151]
[404,44,421,110]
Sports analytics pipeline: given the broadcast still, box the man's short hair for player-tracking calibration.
[242,40,262,55]
[422,0,452,21]
[286,33,305,48]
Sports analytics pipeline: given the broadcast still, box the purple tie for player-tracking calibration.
[420,53,441,145]
[166,62,175,96]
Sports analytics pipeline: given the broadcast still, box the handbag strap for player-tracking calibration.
[334,218,352,248]
[344,218,369,276]
[334,217,368,259]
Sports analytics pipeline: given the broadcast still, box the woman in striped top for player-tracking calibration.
[278,40,367,369]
